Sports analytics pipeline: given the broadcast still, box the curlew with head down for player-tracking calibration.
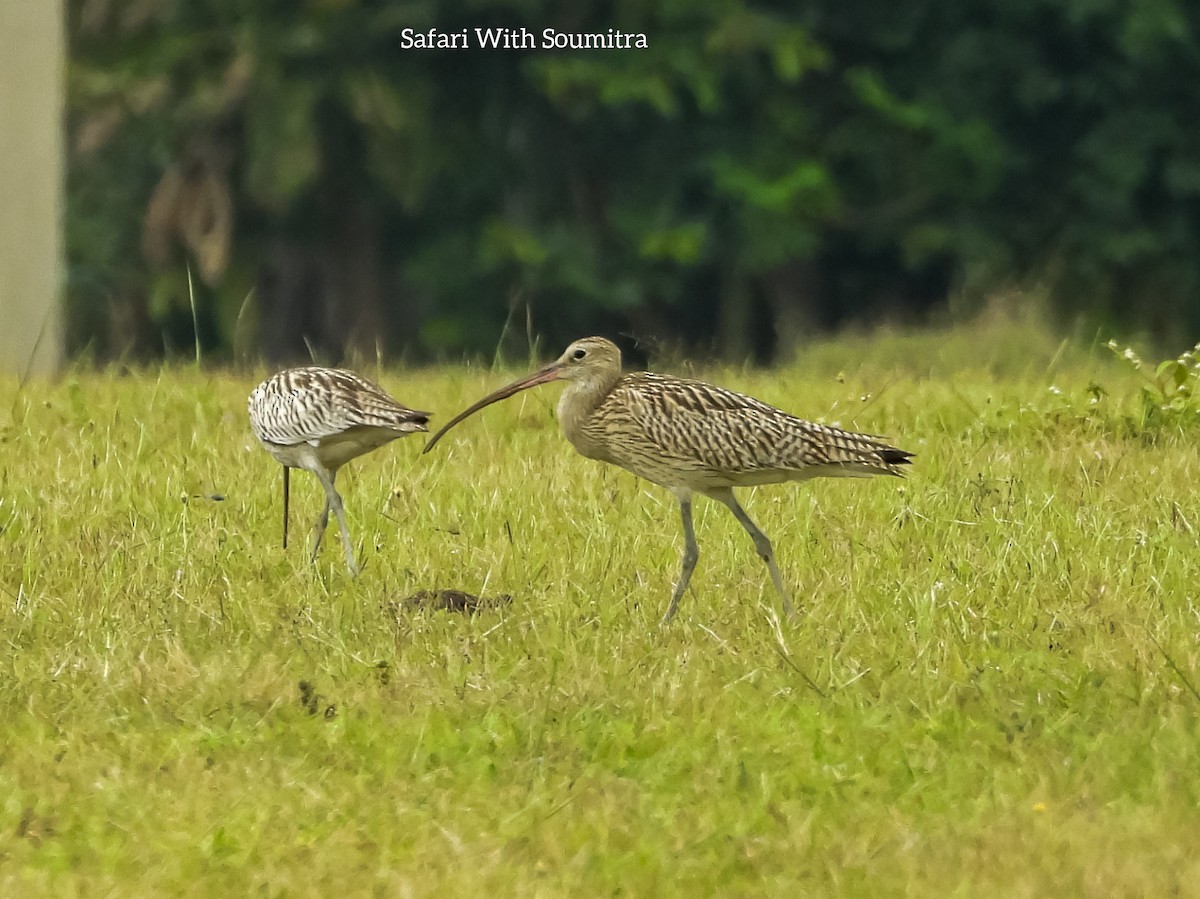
[249,366,430,573]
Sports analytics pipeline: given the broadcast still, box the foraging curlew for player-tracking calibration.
[423,337,912,623]
[248,367,430,573]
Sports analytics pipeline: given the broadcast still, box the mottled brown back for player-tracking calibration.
[576,372,911,490]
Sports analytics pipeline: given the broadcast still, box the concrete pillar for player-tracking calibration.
[0,0,65,377]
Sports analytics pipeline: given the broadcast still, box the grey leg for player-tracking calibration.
[310,496,332,560]
[310,467,358,574]
[710,488,795,619]
[661,492,699,625]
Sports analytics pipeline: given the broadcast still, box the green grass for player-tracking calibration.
[2,314,1199,896]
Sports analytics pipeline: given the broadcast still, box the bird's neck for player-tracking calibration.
[556,369,622,443]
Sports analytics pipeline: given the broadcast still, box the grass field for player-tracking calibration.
[2,313,1199,896]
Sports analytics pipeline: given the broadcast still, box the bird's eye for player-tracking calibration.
[572,348,587,361]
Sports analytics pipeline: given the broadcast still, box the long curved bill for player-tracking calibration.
[422,361,564,453]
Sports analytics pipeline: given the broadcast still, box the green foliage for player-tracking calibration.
[65,0,1200,362]
[1106,339,1200,431]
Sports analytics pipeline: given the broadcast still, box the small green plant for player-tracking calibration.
[1106,339,1200,430]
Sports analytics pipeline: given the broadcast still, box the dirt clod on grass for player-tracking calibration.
[393,589,513,615]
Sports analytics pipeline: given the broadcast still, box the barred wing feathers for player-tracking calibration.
[249,367,430,448]
[586,373,911,486]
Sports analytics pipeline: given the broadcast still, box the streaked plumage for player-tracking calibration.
[566,371,911,489]
[424,337,912,622]
[248,366,430,572]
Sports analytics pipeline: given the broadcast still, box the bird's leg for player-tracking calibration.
[310,467,359,574]
[310,496,332,560]
[711,488,795,619]
[282,466,291,549]
[661,491,699,625]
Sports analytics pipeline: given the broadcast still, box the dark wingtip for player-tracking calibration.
[875,446,914,476]
[400,410,431,434]
[880,448,915,466]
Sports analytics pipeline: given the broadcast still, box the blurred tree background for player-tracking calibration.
[66,0,1200,364]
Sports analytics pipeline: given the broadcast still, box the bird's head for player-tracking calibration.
[422,336,623,453]
[549,337,622,385]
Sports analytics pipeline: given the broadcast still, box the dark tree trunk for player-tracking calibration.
[255,200,387,365]
[760,258,825,359]
[718,265,753,363]
[319,196,383,362]
[106,288,154,360]
[257,239,323,365]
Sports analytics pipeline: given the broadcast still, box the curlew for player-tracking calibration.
[248,366,430,573]
[423,337,912,623]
